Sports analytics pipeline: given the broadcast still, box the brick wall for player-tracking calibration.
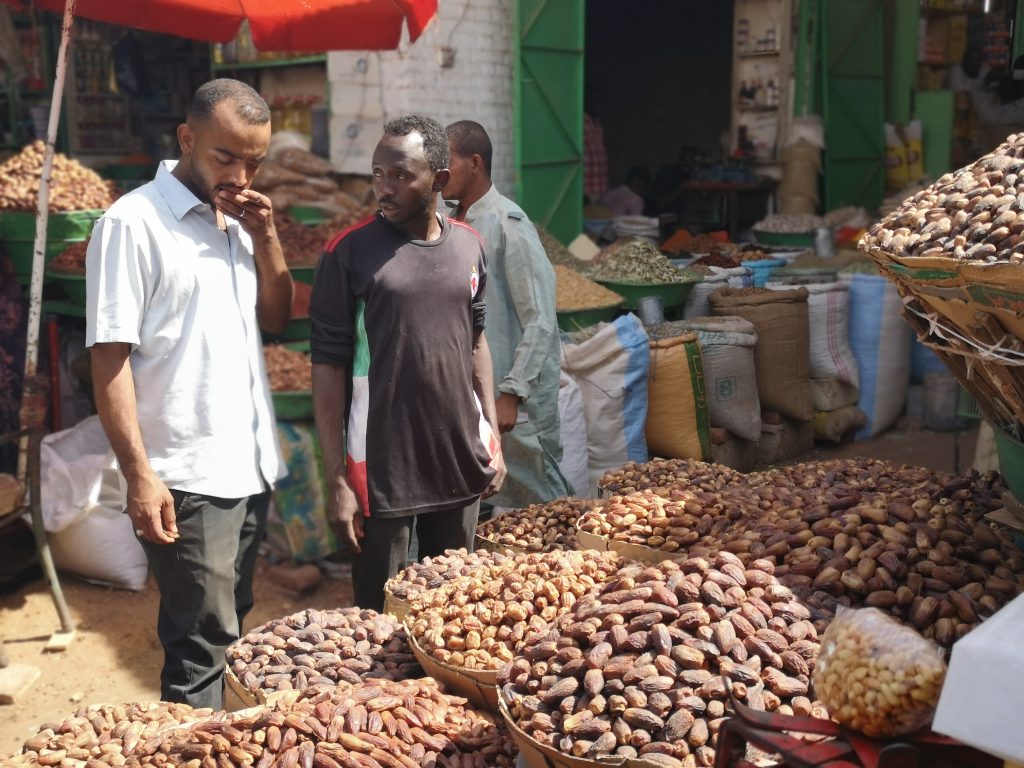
[327,0,516,196]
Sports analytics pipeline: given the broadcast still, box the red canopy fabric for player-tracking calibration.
[4,0,437,50]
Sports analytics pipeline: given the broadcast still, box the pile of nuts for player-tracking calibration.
[814,607,947,738]
[582,458,1024,645]
[0,141,115,211]
[263,345,311,392]
[554,265,624,311]
[226,608,421,697]
[753,213,824,233]
[10,701,207,767]
[861,132,1024,263]
[500,556,828,767]
[385,549,510,604]
[600,459,742,496]
[477,497,599,552]
[408,550,622,670]
[275,212,331,266]
[47,241,88,274]
[32,680,517,768]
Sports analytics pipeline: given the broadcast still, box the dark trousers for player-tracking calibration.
[353,499,479,612]
[139,488,270,709]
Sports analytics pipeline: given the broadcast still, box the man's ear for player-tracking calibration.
[433,169,451,192]
[472,154,486,174]
[177,122,194,155]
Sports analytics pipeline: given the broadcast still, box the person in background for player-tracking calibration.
[648,145,699,215]
[443,120,573,511]
[601,166,651,217]
[311,116,506,612]
[948,48,991,94]
[583,86,609,204]
[87,78,291,708]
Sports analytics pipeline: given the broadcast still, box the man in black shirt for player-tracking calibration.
[311,115,506,611]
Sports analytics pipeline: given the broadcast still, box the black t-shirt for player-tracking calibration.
[310,213,495,517]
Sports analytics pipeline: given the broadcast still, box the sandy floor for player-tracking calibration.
[0,424,983,757]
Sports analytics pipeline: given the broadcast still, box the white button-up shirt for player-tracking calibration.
[86,160,284,498]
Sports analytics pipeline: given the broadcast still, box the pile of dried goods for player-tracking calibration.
[23,680,517,768]
[538,225,585,271]
[10,702,207,767]
[592,240,698,285]
[0,141,115,211]
[264,345,311,392]
[861,133,1024,263]
[227,607,420,697]
[693,252,742,269]
[500,556,828,767]
[753,213,824,233]
[477,497,599,552]
[275,209,373,266]
[600,459,742,495]
[47,241,88,273]
[292,281,312,318]
[582,458,1024,645]
[408,550,622,670]
[386,548,511,604]
[554,265,623,311]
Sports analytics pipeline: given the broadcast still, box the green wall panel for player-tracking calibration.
[516,0,584,244]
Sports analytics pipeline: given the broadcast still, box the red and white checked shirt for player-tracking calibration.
[583,113,609,202]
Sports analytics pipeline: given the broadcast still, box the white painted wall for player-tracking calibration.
[327,0,516,196]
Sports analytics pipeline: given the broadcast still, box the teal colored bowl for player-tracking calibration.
[744,257,786,287]
[594,280,698,310]
[44,271,87,306]
[272,391,313,422]
[753,230,816,248]
[290,206,330,226]
[0,208,103,240]
[556,303,622,332]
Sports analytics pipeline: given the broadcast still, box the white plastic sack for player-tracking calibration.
[680,316,761,442]
[842,273,913,438]
[48,468,149,591]
[561,314,650,490]
[685,266,754,319]
[40,415,109,532]
[557,371,591,497]
[767,280,859,388]
[40,416,148,590]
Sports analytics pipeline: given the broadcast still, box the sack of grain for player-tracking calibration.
[679,316,761,441]
[709,286,813,422]
[645,330,711,461]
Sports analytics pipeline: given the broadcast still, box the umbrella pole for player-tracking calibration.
[18,0,77,477]
[16,0,78,644]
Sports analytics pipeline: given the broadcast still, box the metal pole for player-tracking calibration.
[17,0,77,476]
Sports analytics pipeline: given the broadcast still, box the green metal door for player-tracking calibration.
[821,0,885,211]
[515,0,584,244]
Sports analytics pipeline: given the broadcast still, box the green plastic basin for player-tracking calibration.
[994,426,1024,501]
[6,239,80,275]
[0,208,104,240]
[272,391,314,422]
[556,303,622,332]
[45,271,87,306]
[290,266,314,285]
[594,280,697,310]
[290,206,330,225]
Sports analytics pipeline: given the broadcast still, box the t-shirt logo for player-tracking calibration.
[470,266,479,297]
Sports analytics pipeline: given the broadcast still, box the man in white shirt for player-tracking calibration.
[86,78,291,708]
[601,166,652,218]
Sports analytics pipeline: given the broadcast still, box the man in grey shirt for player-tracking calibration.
[444,120,572,508]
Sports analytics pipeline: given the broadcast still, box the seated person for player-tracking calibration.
[600,166,650,217]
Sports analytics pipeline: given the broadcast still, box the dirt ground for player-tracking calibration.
[0,424,983,758]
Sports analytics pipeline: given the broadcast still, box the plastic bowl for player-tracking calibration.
[594,279,698,310]
[994,426,1024,501]
[556,303,622,332]
[44,271,87,305]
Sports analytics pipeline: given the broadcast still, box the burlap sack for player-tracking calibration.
[708,286,813,422]
[646,332,711,461]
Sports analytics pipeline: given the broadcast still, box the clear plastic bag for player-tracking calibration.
[813,606,947,737]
